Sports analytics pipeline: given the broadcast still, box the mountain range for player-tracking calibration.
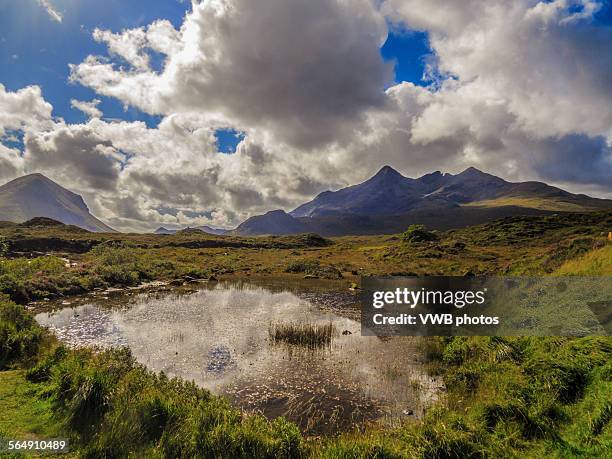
[154,226,227,236]
[234,166,612,236]
[0,174,114,232]
[0,167,610,235]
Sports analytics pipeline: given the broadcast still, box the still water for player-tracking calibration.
[34,281,441,435]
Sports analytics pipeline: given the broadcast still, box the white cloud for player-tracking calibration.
[382,0,612,141]
[70,0,393,149]
[0,84,54,137]
[0,144,24,182]
[1,0,611,232]
[37,0,63,23]
[70,99,102,119]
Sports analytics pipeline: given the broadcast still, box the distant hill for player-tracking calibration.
[235,166,612,236]
[0,174,115,233]
[154,226,175,235]
[154,225,228,236]
[233,210,309,236]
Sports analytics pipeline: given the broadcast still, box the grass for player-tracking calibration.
[554,245,612,275]
[284,260,343,279]
[269,321,335,349]
[0,212,610,457]
[0,370,63,440]
[464,196,598,212]
[0,297,44,368]
[0,211,609,304]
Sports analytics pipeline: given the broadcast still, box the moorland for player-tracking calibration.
[0,211,610,457]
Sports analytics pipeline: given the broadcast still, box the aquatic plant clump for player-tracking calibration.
[269,321,335,349]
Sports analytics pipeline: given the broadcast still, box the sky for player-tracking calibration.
[0,0,611,231]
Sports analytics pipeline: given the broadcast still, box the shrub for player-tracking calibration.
[0,256,70,302]
[284,260,342,279]
[401,224,438,243]
[97,264,140,286]
[89,244,143,286]
[26,346,67,383]
[0,236,7,257]
[0,296,44,368]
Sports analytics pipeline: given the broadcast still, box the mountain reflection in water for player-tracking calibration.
[35,282,442,435]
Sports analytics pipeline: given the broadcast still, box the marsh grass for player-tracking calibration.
[269,321,335,349]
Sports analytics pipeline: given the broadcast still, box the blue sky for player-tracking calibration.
[0,0,431,153]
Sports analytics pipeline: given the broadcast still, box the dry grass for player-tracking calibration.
[269,321,335,349]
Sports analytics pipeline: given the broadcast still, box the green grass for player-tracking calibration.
[0,370,62,440]
[0,297,44,368]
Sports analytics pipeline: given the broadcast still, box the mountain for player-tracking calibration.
[236,166,612,236]
[233,210,309,236]
[154,227,176,235]
[0,174,115,232]
[196,225,227,236]
[291,166,609,218]
[154,225,228,235]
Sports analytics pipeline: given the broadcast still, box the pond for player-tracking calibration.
[34,280,442,436]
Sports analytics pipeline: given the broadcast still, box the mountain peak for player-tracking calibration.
[457,166,487,177]
[373,165,403,179]
[8,172,53,186]
[22,172,45,179]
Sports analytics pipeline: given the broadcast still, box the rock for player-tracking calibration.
[342,330,352,335]
[183,275,201,283]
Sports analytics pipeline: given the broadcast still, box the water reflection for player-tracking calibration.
[35,282,441,435]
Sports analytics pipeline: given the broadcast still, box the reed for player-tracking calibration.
[269,321,335,349]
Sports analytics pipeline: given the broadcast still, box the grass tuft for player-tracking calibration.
[269,321,335,349]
